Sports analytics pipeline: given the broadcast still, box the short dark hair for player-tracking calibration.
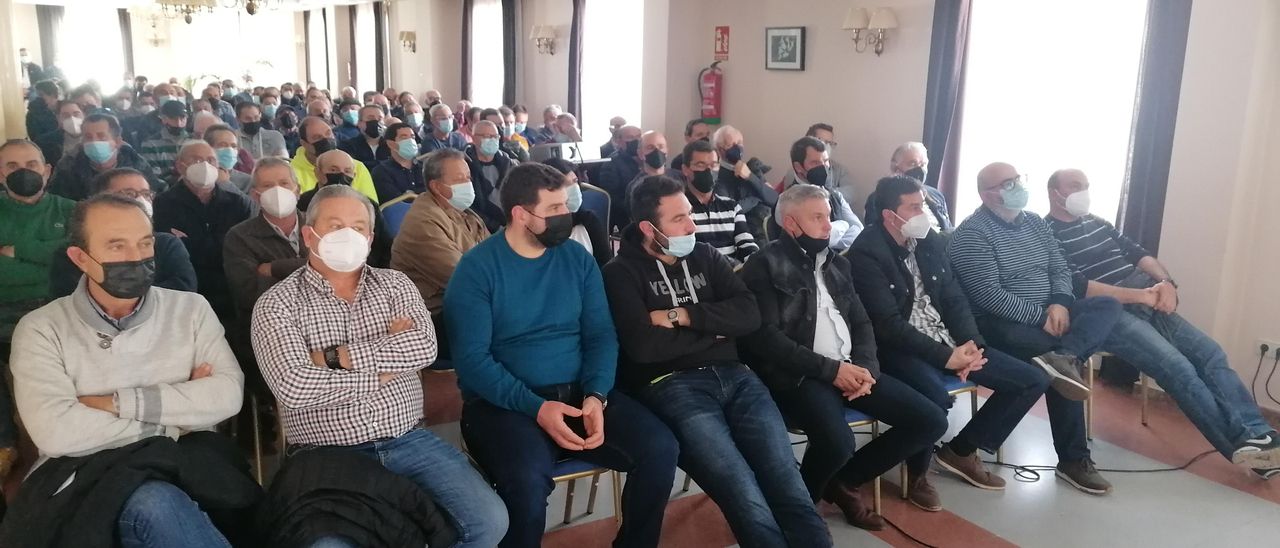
[83,113,123,138]
[235,101,261,117]
[90,167,148,196]
[299,116,328,142]
[805,123,834,137]
[203,124,236,146]
[56,100,82,116]
[790,136,826,165]
[684,118,707,137]
[70,84,100,102]
[480,108,500,121]
[383,122,412,142]
[338,98,361,110]
[681,139,716,166]
[67,193,149,250]
[512,104,528,115]
[500,163,569,222]
[867,175,924,225]
[630,175,686,226]
[34,80,61,98]
[0,138,46,165]
[542,157,576,176]
[362,90,377,102]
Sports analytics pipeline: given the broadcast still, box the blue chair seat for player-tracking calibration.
[842,407,876,426]
[943,376,977,394]
[381,201,413,237]
[552,457,603,479]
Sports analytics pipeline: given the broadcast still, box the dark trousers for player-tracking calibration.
[975,296,1123,461]
[462,388,678,548]
[430,313,450,361]
[771,374,947,500]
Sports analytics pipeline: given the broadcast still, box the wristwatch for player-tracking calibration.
[587,392,609,410]
[667,309,680,324]
[323,345,343,370]
[1158,277,1178,289]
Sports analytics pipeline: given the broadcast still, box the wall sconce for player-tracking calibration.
[842,7,898,56]
[398,31,417,53]
[530,25,557,55]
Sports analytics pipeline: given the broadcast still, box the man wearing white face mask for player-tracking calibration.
[34,100,84,168]
[253,184,509,548]
[1045,169,1280,478]
[391,149,489,359]
[152,141,253,324]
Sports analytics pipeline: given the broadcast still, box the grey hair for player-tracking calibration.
[178,139,213,159]
[428,103,451,119]
[889,141,927,170]
[543,104,562,116]
[712,125,741,149]
[775,183,830,221]
[251,157,297,187]
[305,184,376,229]
[423,148,467,183]
[473,120,497,133]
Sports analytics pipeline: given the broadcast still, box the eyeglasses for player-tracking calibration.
[983,174,1025,193]
[822,140,838,149]
[116,189,155,201]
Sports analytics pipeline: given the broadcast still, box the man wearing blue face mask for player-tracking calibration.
[391,148,489,360]
[50,113,160,201]
[333,99,363,142]
[418,103,467,155]
[370,123,427,203]
[464,120,517,233]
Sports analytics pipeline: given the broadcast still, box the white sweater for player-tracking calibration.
[10,279,244,463]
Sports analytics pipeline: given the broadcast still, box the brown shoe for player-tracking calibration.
[0,447,18,481]
[822,481,885,530]
[935,443,1006,490]
[906,472,942,512]
[1056,459,1113,495]
[1032,351,1091,401]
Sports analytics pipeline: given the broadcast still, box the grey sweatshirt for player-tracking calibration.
[10,278,244,463]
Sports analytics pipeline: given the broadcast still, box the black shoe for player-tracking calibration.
[1251,467,1280,480]
[1232,432,1280,468]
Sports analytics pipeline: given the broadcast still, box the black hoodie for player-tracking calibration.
[602,224,762,389]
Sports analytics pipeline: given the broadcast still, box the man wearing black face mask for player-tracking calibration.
[236,102,287,160]
[677,139,757,265]
[773,137,863,251]
[866,141,953,233]
[712,125,777,245]
[620,130,669,228]
[290,116,380,203]
[138,100,191,180]
[338,105,391,170]
[597,125,643,231]
[276,110,301,158]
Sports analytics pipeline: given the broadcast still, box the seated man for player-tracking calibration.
[333,99,363,142]
[152,140,254,324]
[712,125,778,244]
[138,100,191,180]
[597,125,643,224]
[298,149,392,268]
[779,136,863,250]
[203,124,253,193]
[668,118,711,171]
[48,168,196,298]
[337,104,391,170]
[679,139,758,265]
[290,116,380,203]
[370,123,426,203]
[9,193,247,546]
[777,124,854,196]
[49,113,160,201]
[464,120,518,233]
[863,141,953,232]
[617,130,670,231]
[390,149,489,359]
[236,100,288,160]
[253,184,507,547]
[1044,168,1280,476]
[850,177,1070,506]
[604,175,830,547]
[949,162,1123,495]
[33,100,83,167]
[742,184,947,529]
[446,164,677,548]
[418,103,467,154]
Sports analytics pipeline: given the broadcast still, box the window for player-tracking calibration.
[354,3,377,93]
[307,9,329,90]
[954,0,1149,223]
[469,0,505,108]
[580,0,644,148]
[59,6,126,89]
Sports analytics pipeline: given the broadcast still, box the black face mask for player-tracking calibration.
[279,116,297,130]
[428,99,441,107]
[526,209,574,247]
[793,230,829,256]
[5,168,45,198]
[90,256,156,299]
[325,172,353,186]
[690,169,715,193]
[363,120,384,139]
[242,121,261,136]
[905,166,927,182]
[165,125,184,137]
[313,138,337,154]
[645,149,667,170]
[725,144,744,164]
[624,140,640,157]
[805,165,829,187]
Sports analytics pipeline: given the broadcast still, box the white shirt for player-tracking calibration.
[811,250,852,361]
[569,224,593,255]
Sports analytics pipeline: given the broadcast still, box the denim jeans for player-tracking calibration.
[883,347,1051,459]
[461,389,678,548]
[304,428,509,548]
[639,364,832,548]
[117,481,231,548]
[771,374,948,498]
[1103,309,1273,458]
[975,296,1123,461]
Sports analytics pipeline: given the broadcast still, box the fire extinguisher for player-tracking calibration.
[699,61,723,125]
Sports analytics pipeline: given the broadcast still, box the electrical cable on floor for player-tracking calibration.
[882,516,941,548]
[1264,352,1280,407]
[1251,350,1267,404]
[982,449,1218,483]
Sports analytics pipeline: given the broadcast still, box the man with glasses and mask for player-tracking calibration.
[464,120,517,234]
[677,139,757,265]
[866,142,953,232]
[948,161,1122,495]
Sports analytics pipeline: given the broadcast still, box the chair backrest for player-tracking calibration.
[381,200,414,237]
[579,182,611,233]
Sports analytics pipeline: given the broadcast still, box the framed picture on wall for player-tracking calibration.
[765,27,806,70]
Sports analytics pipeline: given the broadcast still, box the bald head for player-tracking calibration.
[315,150,356,181]
[976,162,1017,190]
[976,161,1027,215]
[178,140,215,163]
[639,131,668,166]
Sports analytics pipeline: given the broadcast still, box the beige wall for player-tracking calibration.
[1160,0,1280,412]
[388,0,463,102]
[520,0,570,112]
[12,3,41,66]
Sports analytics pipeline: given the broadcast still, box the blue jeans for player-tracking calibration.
[1103,309,1273,458]
[640,364,832,548]
[461,389,678,548]
[117,481,231,548]
[303,428,509,548]
[975,296,1123,461]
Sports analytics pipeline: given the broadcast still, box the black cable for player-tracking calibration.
[1265,352,1280,407]
[882,516,941,548]
[1251,346,1268,403]
[983,449,1217,482]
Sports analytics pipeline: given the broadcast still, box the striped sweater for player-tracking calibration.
[1044,214,1149,285]
[948,207,1074,326]
[687,190,759,263]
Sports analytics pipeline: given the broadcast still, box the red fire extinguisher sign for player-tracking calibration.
[714,26,730,61]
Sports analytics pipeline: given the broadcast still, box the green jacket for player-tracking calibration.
[0,192,76,302]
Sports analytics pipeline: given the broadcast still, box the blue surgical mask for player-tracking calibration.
[554,133,571,144]
[406,113,423,127]
[1000,184,1029,211]
[480,138,500,156]
[84,141,115,164]
[396,139,418,160]
[215,147,238,170]
[155,94,175,105]
[650,222,696,258]
[566,183,583,213]
[434,118,454,133]
[513,122,527,134]
[447,182,476,210]
[263,104,278,118]
[342,110,359,125]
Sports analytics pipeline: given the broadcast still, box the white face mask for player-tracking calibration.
[1064,189,1091,218]
[61,116,83,136]
[895,211,932,240]
[184,161,219,188]
[259,185,298,218]
[312,226,370,273]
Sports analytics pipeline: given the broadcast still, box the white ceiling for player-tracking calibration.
[13,0,379,10]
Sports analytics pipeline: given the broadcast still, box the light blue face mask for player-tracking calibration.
[480,138,500,156]
[406,113,423,127]
[513,122,527,134]
[649,222,696,258]
[554,133,571,144]
[84,141,115,164]
[263,104,278,118]
[1000,184,1029,211]
[341,110,359,125]
[396,139,418,160]
[155,94,175,106]
[434,118,454,133]
[215,147,238,170]
[448,181,476,210]
[565,183,583,213]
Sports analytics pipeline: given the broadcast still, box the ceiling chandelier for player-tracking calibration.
[156,0,285,24]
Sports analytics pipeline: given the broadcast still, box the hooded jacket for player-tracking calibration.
[602,224,761,389]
